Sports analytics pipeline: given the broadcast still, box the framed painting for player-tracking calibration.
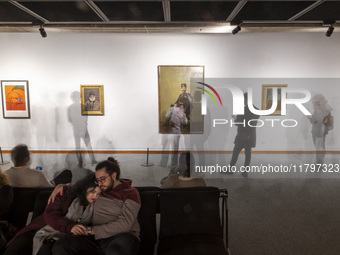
[80,85,104,115]
[158,65,205,134]
[262,84,287,115]
[1,80,30,119]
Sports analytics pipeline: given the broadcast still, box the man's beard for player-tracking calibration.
[100,177,114,192]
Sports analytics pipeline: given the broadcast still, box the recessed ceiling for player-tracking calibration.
[297,1,340,20]
[233,1,315,21]
[0,0,338,33]
[95,1,164,21]
[19,1,102,22]
[170,1,238,22]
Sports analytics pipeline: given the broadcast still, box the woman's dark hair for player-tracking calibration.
[73,172,98,206]
[95,157,120,180]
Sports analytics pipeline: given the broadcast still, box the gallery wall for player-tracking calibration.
[0,32,340,153]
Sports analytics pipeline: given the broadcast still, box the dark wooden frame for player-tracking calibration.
[1,80,30,119]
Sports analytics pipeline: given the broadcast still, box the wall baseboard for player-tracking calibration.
[2,150,340,154]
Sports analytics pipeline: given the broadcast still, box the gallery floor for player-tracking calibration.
[126,153,340,255]
[2,152,340,255]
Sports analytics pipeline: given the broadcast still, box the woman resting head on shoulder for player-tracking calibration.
[33,173,101,255]
[73,172,102,206]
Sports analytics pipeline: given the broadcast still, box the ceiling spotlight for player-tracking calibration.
[39,25,47,38]
[323,21,335,37]
[232,24,241,35]
[326,25,334,37]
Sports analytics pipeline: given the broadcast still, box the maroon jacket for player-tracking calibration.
[8,185,75,245]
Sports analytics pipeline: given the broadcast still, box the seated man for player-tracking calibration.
[161,152,206,188]
[5,144,53,188]
[49,157,141,255]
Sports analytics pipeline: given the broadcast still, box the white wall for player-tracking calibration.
[0,32,340,151]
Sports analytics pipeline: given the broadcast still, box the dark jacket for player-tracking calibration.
[234,105,259,148]
[0,185,13,219]
[8,186,75,246]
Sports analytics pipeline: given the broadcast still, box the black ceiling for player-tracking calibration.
[0,0,339,32]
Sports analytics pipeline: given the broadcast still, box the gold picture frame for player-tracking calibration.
[262,84,287,115]
[158,65,205,134]
[80,85,104,115]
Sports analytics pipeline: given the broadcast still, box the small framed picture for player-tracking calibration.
[1,80,30,119]
[262,84,287,115]
[80,85,104,115]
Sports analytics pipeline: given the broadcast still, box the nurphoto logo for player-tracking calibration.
[197,82,312,128]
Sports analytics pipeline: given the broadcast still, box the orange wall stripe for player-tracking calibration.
[1,150,340,154]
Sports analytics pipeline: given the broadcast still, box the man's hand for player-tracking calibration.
[47,184,65,204]
[71,224,86,235]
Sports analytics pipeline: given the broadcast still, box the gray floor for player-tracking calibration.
[2,152,340,255]
[122,153,340,255]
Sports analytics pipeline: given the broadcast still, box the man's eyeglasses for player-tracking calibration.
[95,175,110,184]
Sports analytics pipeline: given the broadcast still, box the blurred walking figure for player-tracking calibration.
[228,93,259,177]
[68,91,97,167]
[165,102,188,167]
[308,94,333,164]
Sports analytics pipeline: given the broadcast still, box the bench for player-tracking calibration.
[2,186,229,255]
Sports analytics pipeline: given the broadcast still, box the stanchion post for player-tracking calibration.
[141,147,154,167]
[0,147,3,164]
[0,147,10,165]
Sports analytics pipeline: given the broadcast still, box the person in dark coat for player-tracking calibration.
[308,94,333,164]
[0,168,13,220]
[0,169,13,255]
[174,83,192,121]
[229,93,259,177]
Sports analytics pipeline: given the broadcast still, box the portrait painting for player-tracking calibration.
[1,80,30,118]
[80,85,104,115]
[262,84,288,115]
[158,65,205,134]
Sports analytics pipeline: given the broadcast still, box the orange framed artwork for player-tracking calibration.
[1,80,30,118]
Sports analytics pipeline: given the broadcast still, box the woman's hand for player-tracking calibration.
[47,184,65,204]
[71,224,87,235]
